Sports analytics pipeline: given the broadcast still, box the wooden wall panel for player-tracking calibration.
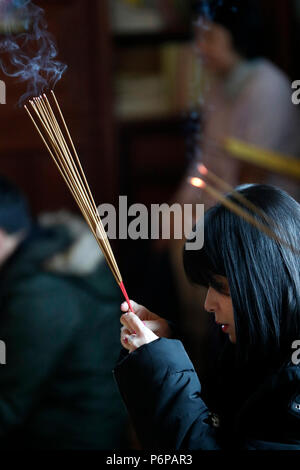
[0,0,116,214]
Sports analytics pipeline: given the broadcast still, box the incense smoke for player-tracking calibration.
[0,0,67,105]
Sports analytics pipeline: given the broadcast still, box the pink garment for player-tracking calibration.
[178,59,300,205]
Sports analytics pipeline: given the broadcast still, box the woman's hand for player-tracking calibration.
[121,300,172,339]
[120,300,172,353]
[120,311,159,353]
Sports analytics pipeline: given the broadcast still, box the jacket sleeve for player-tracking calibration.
[0,279,81,438]
[241,364,300,451]
[113,338,221,450]
[114,339,300,451]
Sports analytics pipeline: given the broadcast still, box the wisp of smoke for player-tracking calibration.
[0,0,67,105]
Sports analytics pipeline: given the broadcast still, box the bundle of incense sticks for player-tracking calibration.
[189,165,299,255]
[224,137,300,181]
[25,91,134,312]
[195,135,300,181]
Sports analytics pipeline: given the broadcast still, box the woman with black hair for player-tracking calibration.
[114,184,300,450]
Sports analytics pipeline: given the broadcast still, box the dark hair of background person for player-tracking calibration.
[192,0,269,60]
[183,184,300,372]
[0,176,32,235]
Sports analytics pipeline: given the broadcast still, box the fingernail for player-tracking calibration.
[124,338,128,344]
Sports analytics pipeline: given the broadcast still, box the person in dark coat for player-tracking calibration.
[114,184,300,450]
[0,176,126,449]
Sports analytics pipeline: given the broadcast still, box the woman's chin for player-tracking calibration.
[228,333,236,344]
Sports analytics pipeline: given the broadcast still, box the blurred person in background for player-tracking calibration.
[158,0,300,375]
[0,176,126,449]
[177,0,300,206]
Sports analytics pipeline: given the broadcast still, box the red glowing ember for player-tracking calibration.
[190,177,206,188]
[197,164,208,176]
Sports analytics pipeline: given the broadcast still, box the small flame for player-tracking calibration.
[198,164,208,176]
[190,177,206,188]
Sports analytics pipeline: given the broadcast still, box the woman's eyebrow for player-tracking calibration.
[211,280,224,290]
[211,279,230,294]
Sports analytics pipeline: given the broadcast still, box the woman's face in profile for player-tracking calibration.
[204,275,236,343]
[195,20,238,74]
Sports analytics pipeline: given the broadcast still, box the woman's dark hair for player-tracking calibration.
[193,0,266,59]
[183,184,300,368]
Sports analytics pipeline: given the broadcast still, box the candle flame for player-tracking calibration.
[198,164,208,176]
[190,177,206,188]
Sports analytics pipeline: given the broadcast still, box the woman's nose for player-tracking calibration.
[204,287,218,313]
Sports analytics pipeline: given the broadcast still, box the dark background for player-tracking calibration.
[0,0,299,307]
[0,0,298,213]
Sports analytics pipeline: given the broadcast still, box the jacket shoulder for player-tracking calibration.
[2,271,83,329]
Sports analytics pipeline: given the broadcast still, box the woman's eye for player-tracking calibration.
[222,289,231,297]
[208,279,230,296]
[213,284,230,296]
[222,285,231,296]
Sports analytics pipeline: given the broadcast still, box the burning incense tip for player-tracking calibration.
[188,169,300,255]
[198,164,208,176]
[190,177,206,188]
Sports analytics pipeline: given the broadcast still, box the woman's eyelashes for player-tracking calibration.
[209,282,230,296]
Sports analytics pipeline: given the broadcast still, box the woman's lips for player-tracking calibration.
[221,324,229,333]
[216,321,229,333]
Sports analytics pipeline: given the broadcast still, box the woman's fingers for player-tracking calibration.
[120,312,144,334]
[121,301,132,313]
[120,300,158,322]
[120,300,139,311]
[120,326,133,349]
[120,314,159,352]
[142,320,157,332]
[121,300,144,315]
[120,326,131,338]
